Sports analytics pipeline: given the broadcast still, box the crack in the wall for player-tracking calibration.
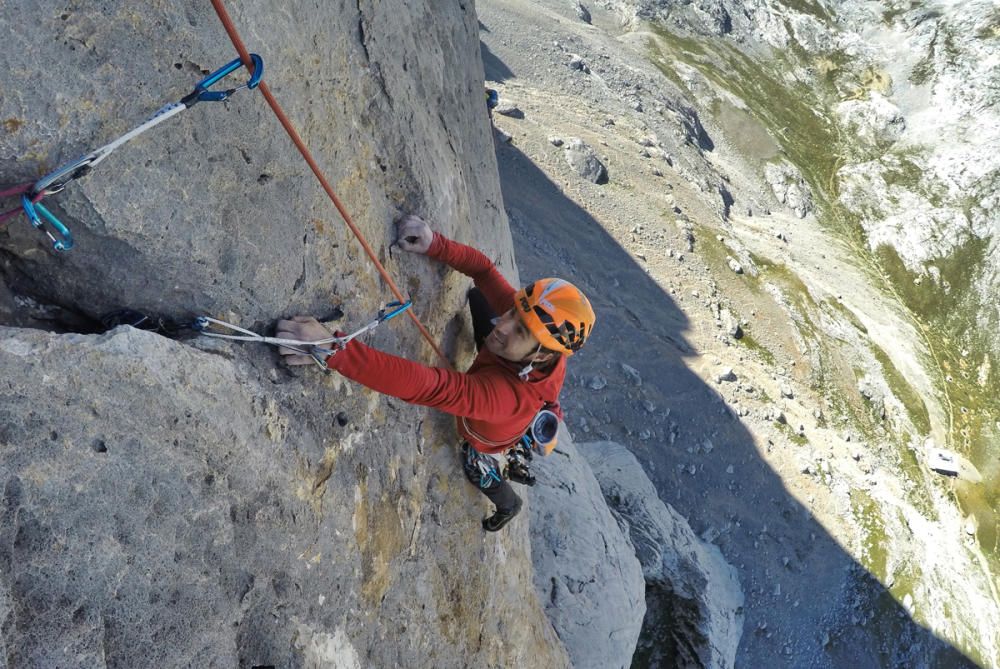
[355,0,392,108]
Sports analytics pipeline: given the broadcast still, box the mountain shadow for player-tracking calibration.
[494,137,979,668]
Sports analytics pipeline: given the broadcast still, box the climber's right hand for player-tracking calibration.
[394,214,434,254]
[275,316,333,366]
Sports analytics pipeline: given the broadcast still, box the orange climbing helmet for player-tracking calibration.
[515,278,595,355]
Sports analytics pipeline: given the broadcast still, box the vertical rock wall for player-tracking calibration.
[0,2,564,667]
[0,0,516,324]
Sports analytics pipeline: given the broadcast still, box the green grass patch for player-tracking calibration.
[648,27,843,211]
[851,489,889,578]
[762,263,818,314]
[874,237,987,325]
[775,419,809,445]
[821,297,869,335]
[746,250,771,269]
[975,9,1000,39]
[909,52,935,86]
[782,0,834,22]
[737,330,777,365]
[881,155,924,191]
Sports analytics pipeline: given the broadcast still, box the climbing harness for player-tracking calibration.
[463,443,504,489]
[194,300,413,370]
[0,54,263,252]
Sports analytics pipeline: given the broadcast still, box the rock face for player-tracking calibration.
[0,326,571,668]
[529,427,646,669]
[834,93,906,148]
[763,161,813,219]
[0,1,512,325]
[0,3,571,667]
[577,441,744,669]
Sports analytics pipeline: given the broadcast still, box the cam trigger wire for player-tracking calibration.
[194,301,414,370]
[0,54,264,252]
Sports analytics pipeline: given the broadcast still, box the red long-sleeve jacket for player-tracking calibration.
[327,232,565,454]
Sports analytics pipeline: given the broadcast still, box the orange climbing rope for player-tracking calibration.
[209,0,452,368]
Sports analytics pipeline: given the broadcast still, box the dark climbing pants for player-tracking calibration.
[462,288,522,515]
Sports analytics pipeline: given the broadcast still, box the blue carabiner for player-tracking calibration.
[183,54,264,106]
[379,300,413,322]
[21,195,74,252]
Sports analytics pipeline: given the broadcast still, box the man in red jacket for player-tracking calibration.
[276,215,595,532]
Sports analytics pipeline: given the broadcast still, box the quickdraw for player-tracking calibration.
[464,446,504,489]
[0,54,263,252]
[194,300,413,370]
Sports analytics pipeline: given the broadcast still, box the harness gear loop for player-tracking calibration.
[464,445,504,489]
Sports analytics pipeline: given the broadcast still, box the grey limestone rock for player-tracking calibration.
[564,138,609,184]
[715,367,737,383]
[576,441,744,669]
[835,93,906,148]
[0,1,514,326]
[568,54,591,73]
[0,2,568,666]
[620,362,643,386]
[719,307,742,339]
[495,101,526,118]
[0,325,570,668]
[530,427,646,669]
[764,161,814,219]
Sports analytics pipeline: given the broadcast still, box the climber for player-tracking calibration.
[276,214,595,532]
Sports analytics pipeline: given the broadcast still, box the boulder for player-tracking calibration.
[835,92,905,148]
[764,161,813,218]
[568,54,591,73]
[530,427,646,669]
[495,102,526,118]
[564,138,609,184]
[577,441,744,669]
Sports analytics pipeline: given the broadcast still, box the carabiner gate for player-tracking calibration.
[182,54,264,106]
[21,195,74,252]
[378,300,413,322]
[32,154,97,196]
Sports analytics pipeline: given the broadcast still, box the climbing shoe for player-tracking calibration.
[482,498,522,532]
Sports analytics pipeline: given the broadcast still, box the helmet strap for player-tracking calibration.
[518,343,544,381]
